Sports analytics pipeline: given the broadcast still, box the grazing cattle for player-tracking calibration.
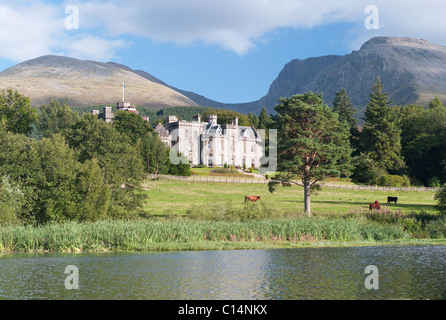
[369,200,381,210]
[245,195,261,203]
[387,196,398,204]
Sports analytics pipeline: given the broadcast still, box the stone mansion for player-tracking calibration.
[92,96,264,168]
[155,114,264,168]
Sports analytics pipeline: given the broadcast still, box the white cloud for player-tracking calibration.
[75,0,365,54]
[63,35,130,61]
[0,1,131,63]
[1,0,446,62]
[0,2,62,61]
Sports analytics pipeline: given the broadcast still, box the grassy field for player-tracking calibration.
[142,179,438,217]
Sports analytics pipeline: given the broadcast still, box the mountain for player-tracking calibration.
[0,55,197,109]
[154,36,446,116]
[2,36,446,115]
[230,36,446,115]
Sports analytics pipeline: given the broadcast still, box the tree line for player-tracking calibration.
[0,92,190,225]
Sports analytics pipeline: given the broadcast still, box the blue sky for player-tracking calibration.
[1,1,446,103]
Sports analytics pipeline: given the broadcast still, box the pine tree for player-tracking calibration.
[428,96,444,109]
[332,88,360,155]
[258,106,270,129]
[361,77,405,172]
[268,92,352,217]
[252,113,259,128]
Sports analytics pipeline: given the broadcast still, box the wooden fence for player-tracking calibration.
[146,174,440,192]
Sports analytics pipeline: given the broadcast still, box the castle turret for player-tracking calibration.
[208,114,217,125]
[167,115,179,124]
[103,106,114,123]
[193,114,201,123]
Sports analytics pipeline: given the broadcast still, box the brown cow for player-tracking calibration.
[369,200,381,210]
[245,195,261,203]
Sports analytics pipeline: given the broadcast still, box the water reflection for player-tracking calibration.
[0,246,445,300]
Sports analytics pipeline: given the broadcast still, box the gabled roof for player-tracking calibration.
[239,126,258,139]
[203,123,223,136]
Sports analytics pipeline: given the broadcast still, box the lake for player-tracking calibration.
[0,245,445,300]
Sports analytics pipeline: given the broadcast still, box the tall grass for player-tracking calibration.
[1,203,445,253]
[0,217,420,253]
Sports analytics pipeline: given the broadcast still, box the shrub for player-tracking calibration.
[425,217,446,238]
[185,201,280,222]
[435,184,446,214]
[0,176,23,225]
[428,176,441,188]
[351,154,387,184]
[375,174,410,187]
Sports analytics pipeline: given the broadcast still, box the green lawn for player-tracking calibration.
[142,179,438,217]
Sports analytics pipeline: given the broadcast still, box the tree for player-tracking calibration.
[113,110,173,175]
[202,109,252,126]
[30,134,81,224]
[351,153,386,184]
[112,110,153,144]
[268,92,352,217]
[435,184,446,215]
[0,89,38,135]
[63,114,145,218]
[393,98,446,185]
[258,106,271,129]
[74,158,111,222]
[332,88,360,154]
[428,96,444,109]
[0,130,82,224]
[37,99,79,138]
[166,150,192,176]
[361,77,405,173]
[252,113,259,128]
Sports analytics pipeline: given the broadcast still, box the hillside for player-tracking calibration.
[0,55,197,109]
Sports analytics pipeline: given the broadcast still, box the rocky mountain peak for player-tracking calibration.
[360,36,444,51]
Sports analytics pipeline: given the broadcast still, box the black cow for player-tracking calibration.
[387,196,398,204]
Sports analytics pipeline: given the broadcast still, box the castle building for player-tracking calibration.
[155,114,263,168]
[92,82,149,123]
[92,102,149,124]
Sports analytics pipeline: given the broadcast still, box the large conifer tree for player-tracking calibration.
[332,88,360,155]
[268,92,352,217]
[361,77,405,172]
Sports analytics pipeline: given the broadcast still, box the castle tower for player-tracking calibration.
[116,81,139,114]
[208,114,217,125]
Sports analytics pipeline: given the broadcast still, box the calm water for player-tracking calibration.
[0,245,445,300]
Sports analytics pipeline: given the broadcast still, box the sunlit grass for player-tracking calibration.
[142,179,438,216]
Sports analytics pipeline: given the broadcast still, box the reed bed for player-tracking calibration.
[0,216,419,253]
